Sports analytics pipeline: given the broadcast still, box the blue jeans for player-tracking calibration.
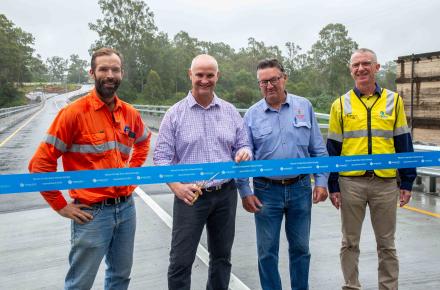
[254,176,312,290]
[64,196,136,290]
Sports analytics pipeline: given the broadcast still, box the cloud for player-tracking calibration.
[1,0,439,63]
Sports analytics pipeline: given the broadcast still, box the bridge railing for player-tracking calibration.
[0,103,41,119]
[0,86,93,134]
[134,104,439,194]
[0,102,43,133]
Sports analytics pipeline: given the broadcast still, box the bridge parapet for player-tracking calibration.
[135,104,439,195]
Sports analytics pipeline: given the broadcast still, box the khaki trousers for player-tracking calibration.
[339,176,399,290]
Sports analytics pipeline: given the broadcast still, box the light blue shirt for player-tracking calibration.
[241,93,328,197]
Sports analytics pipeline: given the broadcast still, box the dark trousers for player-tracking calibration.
[168,180,237,290]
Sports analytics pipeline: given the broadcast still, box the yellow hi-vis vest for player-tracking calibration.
[327,88,410,178]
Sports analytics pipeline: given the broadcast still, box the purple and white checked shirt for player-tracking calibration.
[153,91,252,196]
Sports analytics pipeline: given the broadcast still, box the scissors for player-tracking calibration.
[191,171,221,205]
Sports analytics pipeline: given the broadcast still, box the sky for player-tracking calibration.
[1,0,439,64]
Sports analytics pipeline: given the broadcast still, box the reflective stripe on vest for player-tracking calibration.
[339,89,399,178]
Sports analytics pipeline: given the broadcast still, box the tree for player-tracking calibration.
[46,56,68,82]
[89,0,158,96]
[67,54,88,83]
[0,14,39,106]
[236,37,283,73]
[143,69,163,101]
[0,14,35,84]
[377,61,397,91]
[308,23,358,97]
[172,31,202,95]
[28,54,48,82]
[284,42,304,77]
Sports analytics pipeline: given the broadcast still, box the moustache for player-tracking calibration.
[95,77,121,99]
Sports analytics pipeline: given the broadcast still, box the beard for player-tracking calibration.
[95,77,121,100]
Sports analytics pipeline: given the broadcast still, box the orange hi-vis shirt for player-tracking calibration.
[29,89,151,210]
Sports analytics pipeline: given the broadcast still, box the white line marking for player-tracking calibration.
[134,187,251,290]
[0,107,44,147]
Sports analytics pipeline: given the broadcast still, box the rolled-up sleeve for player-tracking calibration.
[153,110,176,166]
[232,109,253,197]
[307,103,329,187]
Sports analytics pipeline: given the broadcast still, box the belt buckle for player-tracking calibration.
[103,198,113,206]
[103,197,121,206]
[205,184,222,192]
[365,171,375,179]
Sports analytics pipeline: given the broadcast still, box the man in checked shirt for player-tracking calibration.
[153,54,252,290]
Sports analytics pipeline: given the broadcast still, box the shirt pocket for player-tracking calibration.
[81,132,106,144]
[76,132,108,155]
[251,125,274,153]
[293,119,311,146]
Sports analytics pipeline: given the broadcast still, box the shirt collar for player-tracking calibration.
[186,91,220,109]
[353,83,382,98]
[263,91,290,112]
[90,88,122,111]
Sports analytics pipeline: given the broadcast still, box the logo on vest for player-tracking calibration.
[379,111,389,119]
[124,125,130,134]
[345,114,358,120]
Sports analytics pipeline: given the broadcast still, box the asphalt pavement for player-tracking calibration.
[0,89,439,289]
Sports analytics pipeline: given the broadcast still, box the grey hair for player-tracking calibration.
[350,48,378,64]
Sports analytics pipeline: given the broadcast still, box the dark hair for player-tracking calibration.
[91,47,124,71]
[256,58,285,73]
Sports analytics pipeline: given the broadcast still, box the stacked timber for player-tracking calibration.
[396,51,440,129]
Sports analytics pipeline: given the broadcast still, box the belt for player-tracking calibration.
[362,170,375,178]
[91,195,131,206]
[259,174,307,185]
[202,180,233,192]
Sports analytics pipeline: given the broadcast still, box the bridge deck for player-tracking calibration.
[0,89,439,289]
[0,187,439,290]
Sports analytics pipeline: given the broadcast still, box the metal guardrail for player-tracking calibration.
[0,102,44,134]
[134,105,437,150]
[134,105,331,129]
[0,85,93,134]
[413,144,440,194]
[135,104,439,193]
[0,103,41,119]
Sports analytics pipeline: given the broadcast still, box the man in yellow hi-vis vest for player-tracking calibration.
[327,48,416,290]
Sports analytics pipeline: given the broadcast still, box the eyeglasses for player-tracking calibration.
[258,75,284,87]
[350,61,375,69]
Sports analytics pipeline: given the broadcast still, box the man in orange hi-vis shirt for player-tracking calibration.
[29,47,150,290]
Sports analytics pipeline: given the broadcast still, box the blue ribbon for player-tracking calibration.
[1,151,439,194]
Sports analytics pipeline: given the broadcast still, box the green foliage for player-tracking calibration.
[143,69,163,101]
[1,5,396,114]
[377,61,397,91]
[0,14,47,107]
[28,54,48,82]
[46,56,68,82]
[67,54,88,83]
[0,83,25,107]
[308,23,358,97]
[87,2,366,112]
[307,94,334,114]
[117,81,138,103]
[89,0,158,92]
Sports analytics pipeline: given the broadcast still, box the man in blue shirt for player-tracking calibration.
[242,58,328,290]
